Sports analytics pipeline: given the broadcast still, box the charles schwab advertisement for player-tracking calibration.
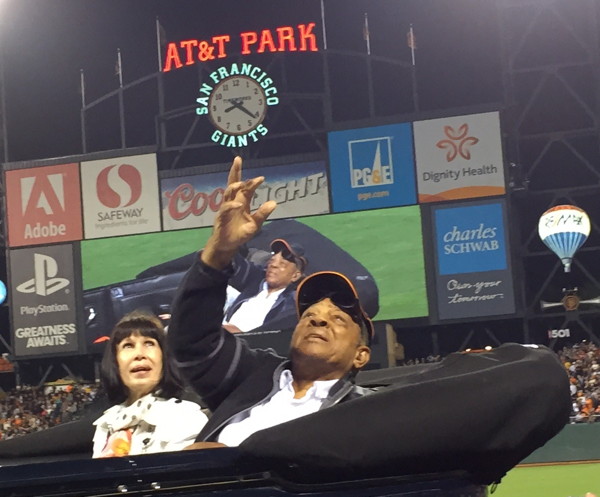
[9,244,81,357]
[433,199,515,320]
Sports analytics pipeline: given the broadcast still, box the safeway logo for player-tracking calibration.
[16,253,70,296]
[435,124,479,162]
[20,174,66,216]
[96,164,142,208]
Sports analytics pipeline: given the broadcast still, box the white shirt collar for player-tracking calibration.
[226,283,286,332]
[261,280,285,299]
[279,369,338,400]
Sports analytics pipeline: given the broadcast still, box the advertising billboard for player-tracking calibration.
[5,163,83,247]
[432,199,515,320]
[9,244,81,357]
[80,153,161,239]
[327,123,417,212]
[414,111,506,203]
[161,161,330,230]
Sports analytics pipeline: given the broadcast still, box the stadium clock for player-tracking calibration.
[208,75,267,136]
[195,63,279,148]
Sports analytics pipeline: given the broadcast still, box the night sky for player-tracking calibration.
[1,0,501,163]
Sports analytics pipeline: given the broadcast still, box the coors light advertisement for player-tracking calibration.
[161,161,330,230]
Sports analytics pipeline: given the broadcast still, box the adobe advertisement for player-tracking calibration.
[161,161,330,230]
[5,163,83,247]
[9,244,80,357]
[327,123,417,212]
[80,153,161,239]
[433,199,515,320]
[414,111,506,203]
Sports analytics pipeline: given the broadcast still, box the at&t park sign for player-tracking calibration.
[163,22,319,148]
[162,23,318,71]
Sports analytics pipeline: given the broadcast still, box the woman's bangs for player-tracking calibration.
[112,319,164,347]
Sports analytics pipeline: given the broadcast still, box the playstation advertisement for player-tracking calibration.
[9,244,82,357]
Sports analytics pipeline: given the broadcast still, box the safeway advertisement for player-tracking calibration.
[161,161,329,230]
[5,163,83,247]
[80,153,161,239]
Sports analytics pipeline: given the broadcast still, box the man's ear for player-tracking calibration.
[353,346,371,370]
[291,270,302,283]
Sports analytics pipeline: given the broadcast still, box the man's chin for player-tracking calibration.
[290,342,329,360]
[265,279,282,290]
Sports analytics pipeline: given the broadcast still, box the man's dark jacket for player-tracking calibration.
[168,255,369,442]
[224,254,298,332]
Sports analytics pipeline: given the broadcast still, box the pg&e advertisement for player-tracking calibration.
[327,123,417,213]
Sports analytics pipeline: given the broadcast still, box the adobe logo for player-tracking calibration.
[20,174,66,216]
[16,253,70,296]
[6,164,83,247]
[96,164,142,208]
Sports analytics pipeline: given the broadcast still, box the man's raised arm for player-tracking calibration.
[168,157,278,408]
[201,156,276,270]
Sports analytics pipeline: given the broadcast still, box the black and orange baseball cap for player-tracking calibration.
[270,238,307,272]
[296,271,374,343]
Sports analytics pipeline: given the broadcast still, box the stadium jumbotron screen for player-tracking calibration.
[81,205,428,331]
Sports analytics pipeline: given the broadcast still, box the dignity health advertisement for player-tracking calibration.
[161,160,329,230]
[433,199,515,320]
[414,111,506,203]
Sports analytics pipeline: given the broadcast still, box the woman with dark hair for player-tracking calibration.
[92,312,207,458]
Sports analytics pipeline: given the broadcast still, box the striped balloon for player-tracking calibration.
[538,205,591,272]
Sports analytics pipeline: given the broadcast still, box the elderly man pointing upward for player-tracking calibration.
[168,157,373,448]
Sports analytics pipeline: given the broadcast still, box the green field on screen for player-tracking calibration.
[81,228,212,289]
[82,206,428,321]
[300,206,428,320]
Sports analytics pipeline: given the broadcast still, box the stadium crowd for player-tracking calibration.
[0,383,99,440]
[406,342,600,424]
[0,341,596,440]
[559,341,600,423]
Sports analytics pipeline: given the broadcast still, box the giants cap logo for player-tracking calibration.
[20,174,66,216]
[96,164,142,208]
[16,253,70,296]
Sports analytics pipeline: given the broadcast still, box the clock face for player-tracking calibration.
[208,75,267,135]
